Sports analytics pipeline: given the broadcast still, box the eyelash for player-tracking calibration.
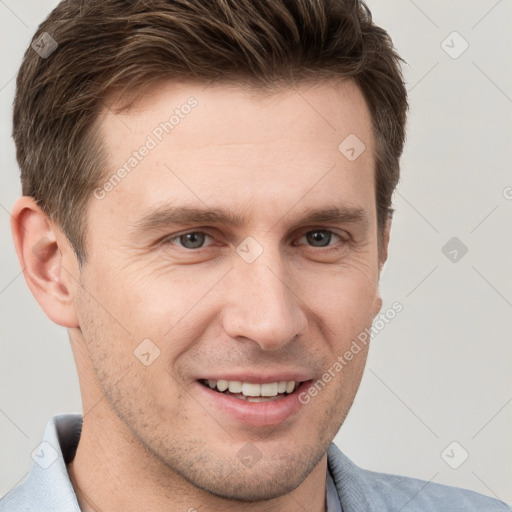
[163,229,347,250]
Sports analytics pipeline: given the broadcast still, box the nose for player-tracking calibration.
[221,246,307,351]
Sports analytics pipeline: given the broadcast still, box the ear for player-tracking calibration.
[372,215,392,318]
[378,214,392,273]
[11,196,80,328]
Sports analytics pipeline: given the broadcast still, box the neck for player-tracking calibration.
[67,404,328,512]
[67,336,328,512]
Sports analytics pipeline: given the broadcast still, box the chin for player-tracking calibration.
[162,438,329,503]
[189,464,307,502]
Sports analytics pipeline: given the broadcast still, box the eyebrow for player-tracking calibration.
[131,203,369,234]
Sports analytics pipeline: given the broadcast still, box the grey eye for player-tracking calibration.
[305,230,334,247]
[176,232,207,249]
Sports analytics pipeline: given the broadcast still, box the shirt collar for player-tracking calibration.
[12,414,345,511]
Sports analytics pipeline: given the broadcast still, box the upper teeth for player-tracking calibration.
[207,380,298,397]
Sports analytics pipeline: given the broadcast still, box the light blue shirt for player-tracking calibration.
[1,414,509,512]
[326,468,343,511]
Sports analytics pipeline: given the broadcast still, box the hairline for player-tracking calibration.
[75,77,387,266]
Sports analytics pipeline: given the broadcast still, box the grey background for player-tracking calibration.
[1,0,511,504]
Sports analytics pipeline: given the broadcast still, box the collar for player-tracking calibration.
[4,414,348,511]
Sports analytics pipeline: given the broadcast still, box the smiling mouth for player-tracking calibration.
[199,379,303,402]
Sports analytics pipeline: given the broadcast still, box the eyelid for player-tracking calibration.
[160,227,349,249]
[294,228,346,247]
[163,230,216,248]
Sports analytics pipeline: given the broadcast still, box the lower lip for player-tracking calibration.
[194,380,312,427]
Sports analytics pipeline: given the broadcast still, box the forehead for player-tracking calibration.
[93,80,376,233]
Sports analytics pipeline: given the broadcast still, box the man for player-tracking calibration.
[1,0,510,511]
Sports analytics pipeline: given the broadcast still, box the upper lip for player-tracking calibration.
[198,370,314,384]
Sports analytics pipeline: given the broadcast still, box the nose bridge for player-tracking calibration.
[222,242,306,350]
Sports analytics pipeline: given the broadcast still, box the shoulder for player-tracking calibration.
[357,467,510,511]
[327,443,511,512]
[0,414,82,512]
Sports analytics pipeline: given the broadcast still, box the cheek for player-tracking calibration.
[76,283,187,419]
[84,251,210,335]
[294,262,379,333]
[81,242,380,364]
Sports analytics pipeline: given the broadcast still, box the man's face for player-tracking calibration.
[73,80,385,500]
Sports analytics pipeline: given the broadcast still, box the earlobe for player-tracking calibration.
[372,292,383,318]
[11,197,80,328]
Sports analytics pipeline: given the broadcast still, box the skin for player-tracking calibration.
[12,79,390,512]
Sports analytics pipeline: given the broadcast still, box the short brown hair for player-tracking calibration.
[13,0,407,264]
